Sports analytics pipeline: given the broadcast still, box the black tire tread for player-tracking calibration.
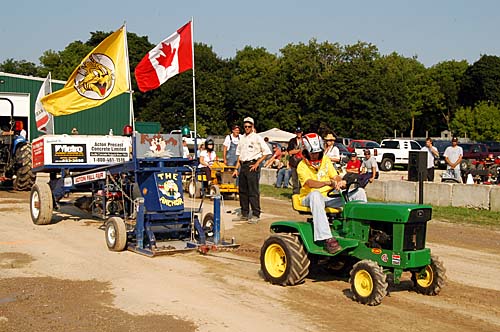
[30,183,53,225]
[412,254,446,296]
[261,234,310,286]
[349,260,388,306]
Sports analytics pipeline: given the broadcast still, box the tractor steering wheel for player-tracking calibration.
[326,181,360,203]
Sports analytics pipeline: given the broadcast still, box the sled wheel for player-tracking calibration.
[30,182,53,225]
[13,143,35,191]
[350,260,388,305]
[202,212,225,242]
[105,217,127,251]
[412,254,446,295]
[380,157,394,171]
[260,234,310,286]
[188,179,201,198]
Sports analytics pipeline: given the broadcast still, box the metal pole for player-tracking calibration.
[213,194,221,245]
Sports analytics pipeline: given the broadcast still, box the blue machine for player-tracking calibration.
[30,131,238,256]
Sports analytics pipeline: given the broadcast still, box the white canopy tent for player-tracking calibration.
[258,128,295,144]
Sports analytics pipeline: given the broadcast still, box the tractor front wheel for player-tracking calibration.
[260,234,310,286]
[350,260,388,305]
[411,254,446,295]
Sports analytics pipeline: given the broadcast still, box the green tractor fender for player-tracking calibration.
[269,221,361,256]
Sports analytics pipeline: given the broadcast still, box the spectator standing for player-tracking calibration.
[444,137,463,183]
[287,127,304,194]
[223,125,241,166]
[324,134,340,164]
[276,147,292,188]
[421,137,439,181]
[232,117,271,224]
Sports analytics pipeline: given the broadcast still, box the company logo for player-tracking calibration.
[54,144,84,153]
[371,248,382,255]
[74,54,115,100]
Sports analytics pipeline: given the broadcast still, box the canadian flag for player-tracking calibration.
[135,21,193,92]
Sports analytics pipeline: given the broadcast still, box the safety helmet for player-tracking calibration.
[302,133,324,163]
[204,139,214,150]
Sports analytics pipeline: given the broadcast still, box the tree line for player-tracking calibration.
[2,30,500,142]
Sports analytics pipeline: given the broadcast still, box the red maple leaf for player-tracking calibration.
[156,42,177,68]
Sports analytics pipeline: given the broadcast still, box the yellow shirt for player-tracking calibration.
[297,155,339,201]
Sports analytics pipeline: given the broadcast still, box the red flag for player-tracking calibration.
[135,21,193,92]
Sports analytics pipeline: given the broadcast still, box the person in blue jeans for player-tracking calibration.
[276,147,291,188]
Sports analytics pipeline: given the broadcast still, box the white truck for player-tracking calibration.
[374,139,422,171]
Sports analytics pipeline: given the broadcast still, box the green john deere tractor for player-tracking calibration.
[260,189,446,306]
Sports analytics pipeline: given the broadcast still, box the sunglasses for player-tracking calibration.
[244,125,252,128]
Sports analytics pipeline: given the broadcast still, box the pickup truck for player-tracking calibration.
[374,139,422,171]
[170,130,205,149]
[458,142,500,170]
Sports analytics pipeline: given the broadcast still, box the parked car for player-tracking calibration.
[334,142,352,162]
[481,141,500,153]
[347,139,380,159]
[375,139,422,171]
[335,137,353,147]
[458,143,490,170]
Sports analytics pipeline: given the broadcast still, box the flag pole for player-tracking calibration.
[123,22,135,132]
[191,17,197,152]
[48,72,54,134]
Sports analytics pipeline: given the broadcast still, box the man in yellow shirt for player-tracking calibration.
[298,133,367,254]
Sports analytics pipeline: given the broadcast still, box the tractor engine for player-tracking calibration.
[92,184,124,217]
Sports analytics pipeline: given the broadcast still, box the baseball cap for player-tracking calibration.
[363,149,371,155]
[452,137,458,142]
[352,152,357,157]
[243,117,254,125]
[231,124,240,130]
[295,127,303,133]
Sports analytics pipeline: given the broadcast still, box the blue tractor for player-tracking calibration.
[0,97,35,190]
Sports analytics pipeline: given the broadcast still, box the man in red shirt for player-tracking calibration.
[346,152,361,174]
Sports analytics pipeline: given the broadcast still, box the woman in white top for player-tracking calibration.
[198,139,217,192]
[324,133,340,163]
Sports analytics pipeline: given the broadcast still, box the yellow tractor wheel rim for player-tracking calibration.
[416,265,434,288]
[265,244,287,278]
[354,270,373,297]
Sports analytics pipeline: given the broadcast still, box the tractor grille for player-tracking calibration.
[403,221,427,251]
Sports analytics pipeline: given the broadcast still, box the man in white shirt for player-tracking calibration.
[444,137,463,183]
[232,117,271,223]
[421,137,439,181]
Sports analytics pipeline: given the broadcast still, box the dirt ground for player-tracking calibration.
[1,184,500,332]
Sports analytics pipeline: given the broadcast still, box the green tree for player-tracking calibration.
[451,101,500,141]
[460,55,500,107]
[427,60,468,132]
[0,58,39,76]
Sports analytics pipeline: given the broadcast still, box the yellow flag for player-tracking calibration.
[41,26,129,116]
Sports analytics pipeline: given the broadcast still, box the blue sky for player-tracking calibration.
[1,0,499,67]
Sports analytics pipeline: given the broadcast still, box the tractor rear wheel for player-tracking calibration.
[260,234,310,286]
[350,260,388,305]
[411,254,446,295]
[13,143,35,191]
[30,182,53,225]
[105,217,127,251]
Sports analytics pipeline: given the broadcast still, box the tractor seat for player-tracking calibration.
[292,194,341,215]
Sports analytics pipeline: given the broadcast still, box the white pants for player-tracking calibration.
[302,189,367,242]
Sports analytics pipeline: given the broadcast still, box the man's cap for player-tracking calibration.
[452,137,458,142]
[352,152,357,157]
[363,149,371,155]
[295,127,303,133]
[243,117,254,125]
[231,124,240,130]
